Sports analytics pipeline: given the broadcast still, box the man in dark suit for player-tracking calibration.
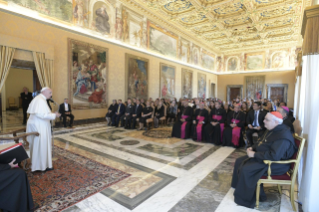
[20,87,33,124]
[112,99,125,127]
[131,99,143,129]
[59,98,74,128]
[246,102,266,145]
[120,99,134,129]
[105,99,118,126]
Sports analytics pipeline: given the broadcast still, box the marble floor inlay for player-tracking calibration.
[0,123,295,212]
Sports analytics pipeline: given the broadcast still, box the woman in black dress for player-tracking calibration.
[138,101,153,130]
[153,100,165,128]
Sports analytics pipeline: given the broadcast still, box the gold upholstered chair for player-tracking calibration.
[255,133,306,211]
[145,106,155,130]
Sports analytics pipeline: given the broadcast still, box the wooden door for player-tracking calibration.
[230,88,240,101]
[270,87,285,102]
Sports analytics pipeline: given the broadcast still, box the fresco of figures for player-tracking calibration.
[192,46,200,65]
[245,53,265,71]
[227,57,238,71]
[148,22,177,58]
[69,39,108,109]
[181,69,193,99]
[201,53,215,70]
[160,63,175,98]
[197,73,206,99]
[245,76,265,100]
[126,54,149,100]
[271,51,289,68]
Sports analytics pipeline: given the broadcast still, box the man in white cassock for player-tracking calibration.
[27,87,61,172]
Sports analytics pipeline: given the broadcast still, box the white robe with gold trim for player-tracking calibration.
[27,94,56,171]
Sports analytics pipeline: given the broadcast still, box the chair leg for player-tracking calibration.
[256,181,261,209]
[277,184,282,194]
[290,184,297,211]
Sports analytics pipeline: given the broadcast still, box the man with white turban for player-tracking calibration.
[27,87,61,172]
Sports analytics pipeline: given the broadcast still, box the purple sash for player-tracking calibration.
[181,115,189,139]
[196,116,205,141]
[231,119,241,146]
[213,115,224,141]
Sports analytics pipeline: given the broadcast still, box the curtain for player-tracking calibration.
[0,46,15,93]
[33,52,48,87]
[45,59,54,89]
[298,55,319,212]
[293,76,301,119]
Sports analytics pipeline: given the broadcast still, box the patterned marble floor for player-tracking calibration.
[0,116,299,212]
[49,125,298,212]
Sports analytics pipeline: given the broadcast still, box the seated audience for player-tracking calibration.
[105,99,118,126]
[0,159,34,212]
[246,102,266,146]
[120,99,134,129]
[222,104,246,147]
[191,102,209,141]
[59,98,74,128]
[172,100,193,139]
[203,100,226,145]
[153,100,165,128]
[112,99,125,127]
[167,101,177,125]
[231,112,297,208]
[279,102,295,122]
[140,98,146,107]
[131,99,143,129]
[278,106,295,134]
[241,102,249,115]
[138,101,153,130]
[264,101,273,112]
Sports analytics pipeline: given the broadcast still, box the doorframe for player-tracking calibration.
[267,84,288,103]
[227,85,243,102]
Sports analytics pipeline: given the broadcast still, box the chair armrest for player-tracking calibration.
[263,159,297,179]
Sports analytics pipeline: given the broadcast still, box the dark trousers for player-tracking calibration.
[132,116,140,129]
[120,115,132,127]
[112,114,122,127]
[62,113,74,127]
[246,128,265,145]
[22,107,28,124]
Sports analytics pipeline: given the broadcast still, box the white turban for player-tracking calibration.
[41,87,50,92]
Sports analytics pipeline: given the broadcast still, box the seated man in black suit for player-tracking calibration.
[112,99,125,127]
[59,98,74,128]
[120,99,134,129]
[246,102,266,146]
[131,99,143,129]
[105,99,118,126]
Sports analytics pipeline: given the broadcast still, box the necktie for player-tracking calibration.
[136,105,138,113]
[118,104,120,113]
[253,111,257,126]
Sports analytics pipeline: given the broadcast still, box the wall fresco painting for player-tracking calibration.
[160,63,175,98]
[147,22,178,58]
[197,73,206,99]
[181,69,193,99]
[69,38,108,109]
[125,54,149,99]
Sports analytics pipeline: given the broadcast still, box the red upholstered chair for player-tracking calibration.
[255,133,306,211]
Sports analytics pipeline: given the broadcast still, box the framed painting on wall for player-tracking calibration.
[245,76,265,100]
[68,38,108,110]
[181,69,193,99]
[197,73,207,99]
[125,54,149,100]
[245,52,265,71]
[160,63,175,98]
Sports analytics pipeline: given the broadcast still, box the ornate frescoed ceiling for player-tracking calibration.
[121,0,312,54]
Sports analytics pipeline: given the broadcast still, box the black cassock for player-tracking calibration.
[0,164,34,212]
[171,106,193,139]
[191,108,209,141]
[283,118,295,134]
[203,108,226,145]
[231,124,297,208]
[222,111,245,147]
